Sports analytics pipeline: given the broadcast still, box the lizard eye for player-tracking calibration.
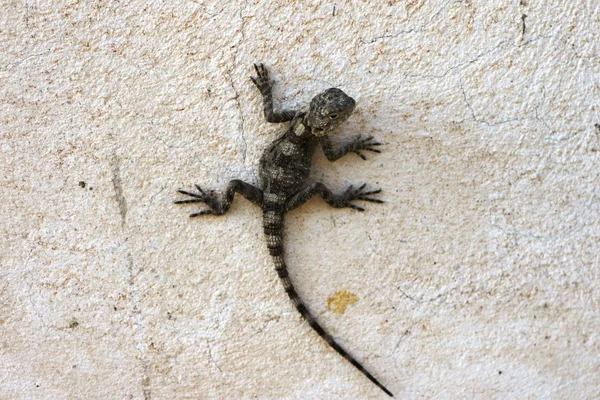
[328,113,339,120]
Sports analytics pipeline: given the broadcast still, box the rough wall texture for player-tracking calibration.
[1,1,599,399]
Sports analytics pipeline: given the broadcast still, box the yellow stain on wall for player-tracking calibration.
[327,290,359,314]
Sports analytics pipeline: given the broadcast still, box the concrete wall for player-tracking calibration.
[1,1,598,398]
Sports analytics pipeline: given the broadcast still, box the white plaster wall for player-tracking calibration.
[1,1,599,399]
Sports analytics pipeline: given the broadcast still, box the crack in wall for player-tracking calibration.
[406,40,506,80]
[226,71,248,166]
[358,0,453,45]
[124,248,152,400]
[111,154,128,227]
[206,339,223,373]
[226,1,250,166]
[459,80,523,127]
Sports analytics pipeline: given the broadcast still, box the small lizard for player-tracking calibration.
[176,63,392,397]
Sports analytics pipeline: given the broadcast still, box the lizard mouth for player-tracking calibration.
[312,127,327,136]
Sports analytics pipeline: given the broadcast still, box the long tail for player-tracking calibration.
[263,205,393,397]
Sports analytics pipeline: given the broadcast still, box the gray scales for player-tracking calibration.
[175,64,393,397]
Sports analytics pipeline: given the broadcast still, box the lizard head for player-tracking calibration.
[306,88,356,136]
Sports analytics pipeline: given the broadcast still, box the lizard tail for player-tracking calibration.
[263,206,394,397]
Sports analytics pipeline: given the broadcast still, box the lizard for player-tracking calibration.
[175,63,393,397]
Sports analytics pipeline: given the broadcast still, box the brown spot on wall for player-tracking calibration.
[327,290,359,314]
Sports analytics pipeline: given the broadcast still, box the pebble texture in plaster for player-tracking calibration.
[1,0,599,399]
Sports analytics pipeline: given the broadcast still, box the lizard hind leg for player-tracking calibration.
[175,179,263,217]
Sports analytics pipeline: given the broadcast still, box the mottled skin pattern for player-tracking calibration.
[176,64,392,397]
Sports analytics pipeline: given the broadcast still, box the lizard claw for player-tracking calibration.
[350,135,382,160]
[342,183,384,211]
[251,63,271,94]
[175,185,221,216]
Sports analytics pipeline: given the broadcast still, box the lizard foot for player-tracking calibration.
[250,63,272,94]
[349,135,382,160]
[340,183,383,211]
[175,184,222,217]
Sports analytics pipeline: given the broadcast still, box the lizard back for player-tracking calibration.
[259,115,316,196]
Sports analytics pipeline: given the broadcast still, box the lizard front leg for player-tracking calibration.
[250,63,297,123]
[175,179,263,217]
[286,182,383,212]
[320,134,381,161]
